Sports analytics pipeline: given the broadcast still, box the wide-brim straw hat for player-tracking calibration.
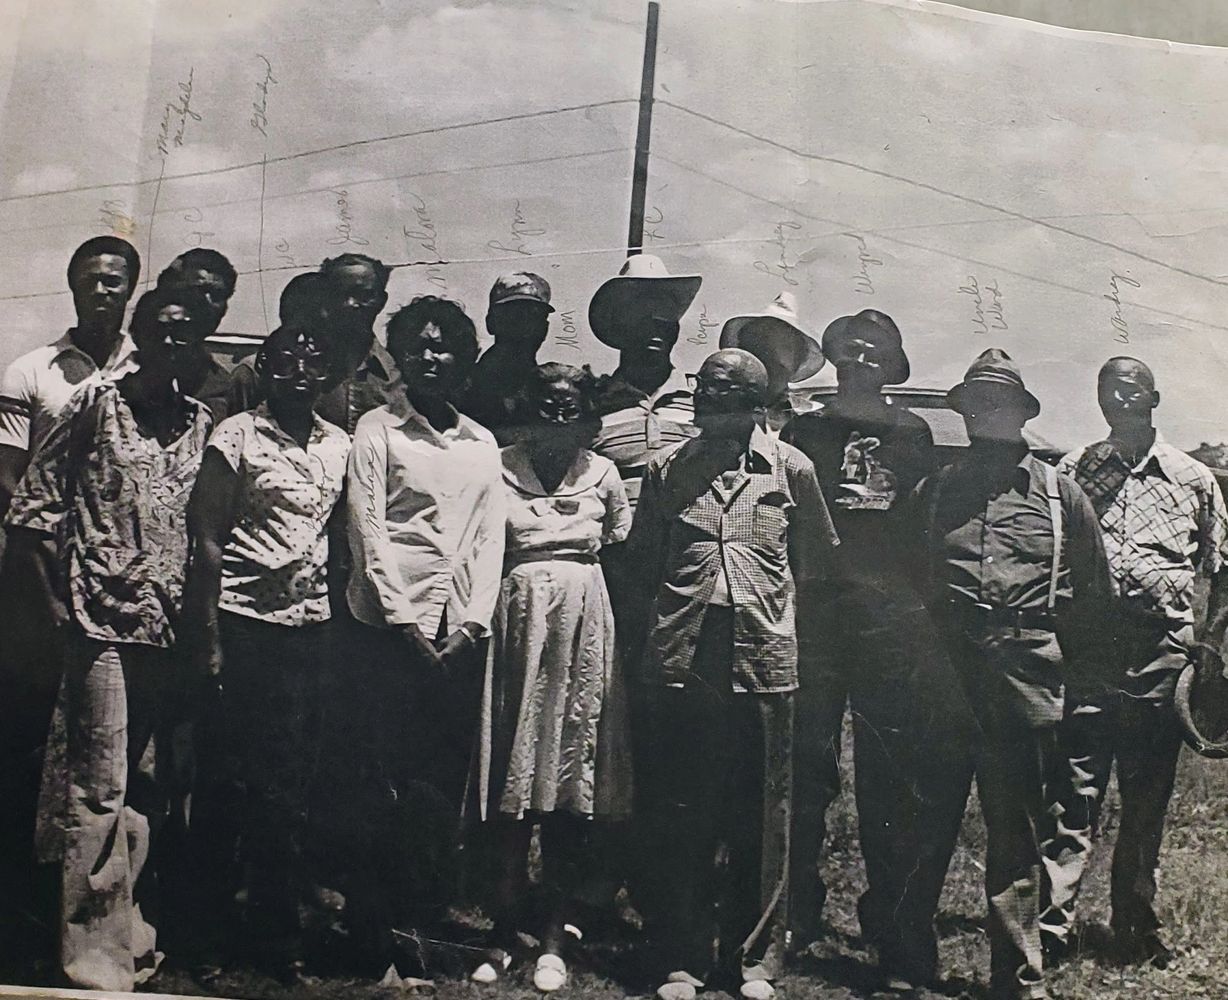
[588,253,702,350]
[821,309,911,386]
[1175,641,1228,759]
[719,292,825,383]
[946,347,1041,419]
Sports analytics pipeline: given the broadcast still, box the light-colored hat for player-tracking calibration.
[947,348,1041,419]
[719,292,825,383]
[489,272,553,312]
[588,253,702,349]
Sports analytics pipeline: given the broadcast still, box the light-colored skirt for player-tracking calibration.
[477,557,632,821]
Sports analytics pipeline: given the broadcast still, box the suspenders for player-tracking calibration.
[1043,461,1064,615]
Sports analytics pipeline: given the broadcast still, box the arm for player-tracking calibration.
[347,421,443,667]
[0,445,30,524]
[1060,476,1115,689]
[1196,474,1228,647]
[444,449,507,661]
[600,463,632,546]
[0,361,35,521]
[182,447,241,677]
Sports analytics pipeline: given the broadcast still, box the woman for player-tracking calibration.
[6,286,215,991]
[475,363,633,992]
[182,324,350,978]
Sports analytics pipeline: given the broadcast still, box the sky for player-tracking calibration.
[2,0,1227,450]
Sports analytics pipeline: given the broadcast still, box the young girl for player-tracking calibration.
[475,363,632,991]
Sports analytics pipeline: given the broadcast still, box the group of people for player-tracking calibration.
[0,237,1224,1000]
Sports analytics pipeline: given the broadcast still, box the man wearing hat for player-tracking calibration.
[628,349,838,1000]
[1039,357,1228,969]
[780,309,974,988]
[913,348,1112,1000]
[719,292,825,435]
[462,272,554,436]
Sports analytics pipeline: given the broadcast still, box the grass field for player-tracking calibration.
[147,723,1228,1000]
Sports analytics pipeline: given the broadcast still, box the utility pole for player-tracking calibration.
[627,0,660,256]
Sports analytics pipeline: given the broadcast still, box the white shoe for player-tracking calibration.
[534,953,567,992]
[656,982,697,1000]
[471,948,511,984]
[740,980,775,999]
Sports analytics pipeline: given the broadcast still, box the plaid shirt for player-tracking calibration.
[630,426,838,693]
[1059,433,1228,625]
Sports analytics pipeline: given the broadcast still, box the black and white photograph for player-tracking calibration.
[1,2,1227,999]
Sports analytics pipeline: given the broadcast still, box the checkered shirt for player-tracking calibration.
[1059,434,1228,624]
[629,426,839,693]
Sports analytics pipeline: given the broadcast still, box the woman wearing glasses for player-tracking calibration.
[182,324,350,979]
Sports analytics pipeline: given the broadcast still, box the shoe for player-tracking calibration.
[657,982,697,1000]
[741,964,776,999]
[471,948,511,984]
[1117,930,1173,969]
[534,953,567,992]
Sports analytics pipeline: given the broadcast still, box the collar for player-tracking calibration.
[699,424,774,473]
[56,329,135,373]
[252,401,332,449]
[961,442,1035,494]
[1106,430,1175,481]
[387,391,482,441]
[501,444,607,497]
[356,341,397,384]
[599,366,691,409]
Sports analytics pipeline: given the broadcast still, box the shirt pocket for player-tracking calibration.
[752,491,791,550]
[999,507,1053,564]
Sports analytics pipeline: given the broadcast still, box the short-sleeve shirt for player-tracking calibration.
[500,444,630,560]
[0,330,135,456]
[5,380,212,647]
[1059,434,1228,626]
[782,400,935,584]
[207,404,350,626]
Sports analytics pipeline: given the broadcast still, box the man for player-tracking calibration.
[342,295,504,967]
[590,253,703,512]
[0,235,140,513]
[630,349,838,1000]
[0,236,139,968]
[155,247,255,421]
[1040,357,1228,968]
[5,286,215,990]
[719,292,824,435]
[780,309,976,989]
[913,349,1112,1000]
[461,271,554,436]
[315,253,397,434]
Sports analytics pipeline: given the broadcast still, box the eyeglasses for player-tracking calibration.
[686,373,752,397]
[267,350,331,381]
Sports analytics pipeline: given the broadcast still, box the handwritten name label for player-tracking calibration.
[487,199,545,256]
[687,303,720,346]
[156,68,200,157]
[1105,271,1140,344]
[250,55,277,136]
[556,310,580,351]
[645,205,666,243]
[273,238,296,269]
[845,233,883,295]
[958,275,1008,335]
[327,188,369,247]
[402,192,447,290]
[181,206,214,248]
[98,199,135,238]
[753,220,802,286]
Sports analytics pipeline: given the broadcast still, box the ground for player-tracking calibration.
[143,728,1228,1000]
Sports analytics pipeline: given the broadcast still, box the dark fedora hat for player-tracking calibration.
[947,348,1041,419]
[821,309,910,386]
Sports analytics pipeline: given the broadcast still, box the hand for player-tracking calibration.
[400,623,447,675]
[437,627,477,666]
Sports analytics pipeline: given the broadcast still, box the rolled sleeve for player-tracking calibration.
[0,361,34,453]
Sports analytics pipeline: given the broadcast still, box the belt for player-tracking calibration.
[504,550,599,569]
[941,598,1056,633]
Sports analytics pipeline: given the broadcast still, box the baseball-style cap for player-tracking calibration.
[489,272,554,312]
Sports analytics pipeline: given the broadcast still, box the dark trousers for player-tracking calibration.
[641,606,793,981]
[314,617,484,963]
[1041,615,1191,946]
[791,580,976,981]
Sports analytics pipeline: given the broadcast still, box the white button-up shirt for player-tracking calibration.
[345,394,505,637]
[0,330,134,455]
